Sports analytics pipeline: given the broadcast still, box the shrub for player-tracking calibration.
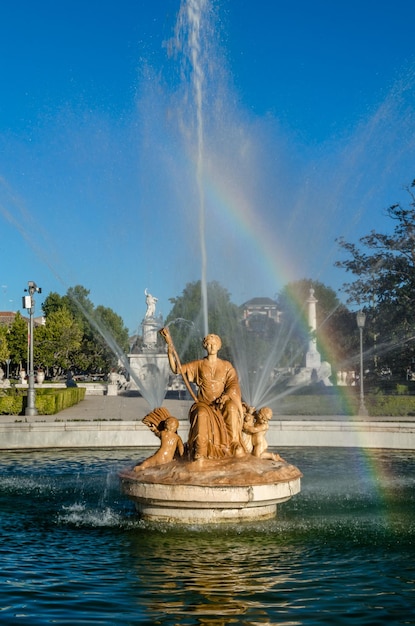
[0,387,86,415]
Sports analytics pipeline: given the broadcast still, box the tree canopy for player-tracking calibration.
[6,312,28,373]
[336,180,415,374]
[165,280,240,362]
[38,286,130,377]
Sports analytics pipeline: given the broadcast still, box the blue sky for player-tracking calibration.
[1,0,415,334]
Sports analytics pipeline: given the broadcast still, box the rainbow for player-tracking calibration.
[183,151,368,423]
[203,168,300,291]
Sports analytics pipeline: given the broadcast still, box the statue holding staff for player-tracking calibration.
[160,328,245,461]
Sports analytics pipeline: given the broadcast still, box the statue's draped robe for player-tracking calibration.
[181,357,244,459]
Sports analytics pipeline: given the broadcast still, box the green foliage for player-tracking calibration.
[0,325,10,363]
[0,387,86,415]
[366,394,415,417]
[165,280,240,362]
[0,388,25,414]
[34,307,83,372]
[336,180,415,375]
[6,312,27,374]
[276,392,359,416]
[275,391,415,416]
[41,286,129,374]
[41,292,67,318]
[93,305,130,367]
[33,387,86,414]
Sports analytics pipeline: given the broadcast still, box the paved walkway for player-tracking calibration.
[56,394,194,422]
[2,392,408,423]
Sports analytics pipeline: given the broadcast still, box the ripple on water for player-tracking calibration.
[0,448,414,625]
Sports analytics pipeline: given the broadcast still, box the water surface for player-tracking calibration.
[0,447,414,625]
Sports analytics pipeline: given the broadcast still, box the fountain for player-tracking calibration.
[120,327,301,523]
[119,0,302,522]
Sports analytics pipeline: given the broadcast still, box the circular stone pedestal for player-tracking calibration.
[120,455,302,524]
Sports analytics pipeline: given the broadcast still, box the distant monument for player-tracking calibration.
[141,289,162,349]
[127,290,170,397]
[288,287,333,387]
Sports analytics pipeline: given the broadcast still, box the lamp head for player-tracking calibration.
[356,310,366,329]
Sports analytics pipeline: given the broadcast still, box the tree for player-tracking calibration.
[34,308,83,375]
[41,291,67,318]
[7,312,28,375]
[93,305,130,370]
[64,285,95,326]
[41,285,130,374]
[165,280,240,362]
[0,325,10,364]
[335,180,415,375]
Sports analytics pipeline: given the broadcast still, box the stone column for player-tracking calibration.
[305,287,321,369]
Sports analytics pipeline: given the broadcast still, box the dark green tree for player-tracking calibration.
[0,325,10,364]
[165,280,240,362]
[34,308,83,375]
[7,312,28,375]
[64,285,95,324]
[41,291,67,317]
[335,180,415,376]
[42,286,129,375]
[93,305,130,370]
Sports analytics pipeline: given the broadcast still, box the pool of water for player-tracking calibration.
[0,447,414,625]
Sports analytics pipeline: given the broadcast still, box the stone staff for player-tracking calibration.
[159,327,198,403]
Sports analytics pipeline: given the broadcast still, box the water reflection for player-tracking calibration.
[0,447,414,625]
[127,530,302,622]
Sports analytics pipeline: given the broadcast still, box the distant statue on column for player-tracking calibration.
[144,289,158,319]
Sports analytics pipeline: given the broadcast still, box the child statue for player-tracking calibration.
[134,415,184,471]
[243,406,284,462]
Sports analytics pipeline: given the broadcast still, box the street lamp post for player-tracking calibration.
[356,310,368,417]
[22,281,42,416]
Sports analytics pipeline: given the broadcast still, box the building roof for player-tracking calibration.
[0,311,29,325]
[241,297,277,307]
[0,311,17,324]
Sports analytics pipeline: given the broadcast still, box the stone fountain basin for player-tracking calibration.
[119,455,302,524]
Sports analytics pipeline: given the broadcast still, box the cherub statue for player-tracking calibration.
[241,403,255,454]
[242,406,284,462]
[134,408,184,471]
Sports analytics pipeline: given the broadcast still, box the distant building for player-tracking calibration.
[241,297,281,332]
[0,311,18,326]
[0,311,45,327]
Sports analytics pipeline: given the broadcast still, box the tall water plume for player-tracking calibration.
[173,0,212,336]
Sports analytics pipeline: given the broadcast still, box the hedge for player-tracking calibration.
[276,393,415,417]
[0,387,86,415]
